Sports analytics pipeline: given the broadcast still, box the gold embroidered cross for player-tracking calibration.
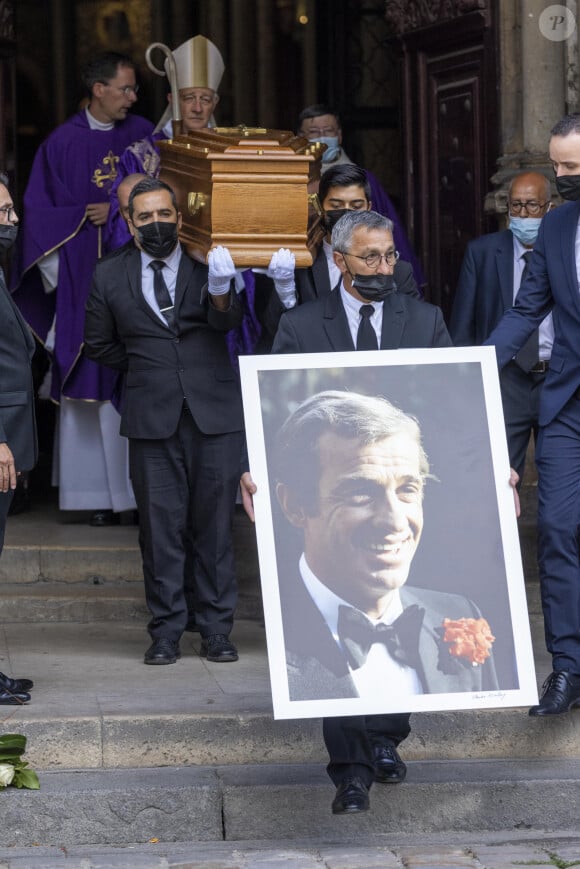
[92,151,120,189]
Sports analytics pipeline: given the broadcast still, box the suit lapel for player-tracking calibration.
[322,287,355,350]
[561,201,580,308]
[173,248,194,315]
[311,247,332,298]
[379,293,405,349]
[495,232,514,310]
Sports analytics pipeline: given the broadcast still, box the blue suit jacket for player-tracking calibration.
[450,229,515,346]
[485,200,580,427]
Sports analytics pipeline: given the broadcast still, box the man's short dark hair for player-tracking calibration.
[319,164,372,205]
[297,104,340,132]
[128,177,177,219]
[274,390,429,515]
[82,52,136,95]
[551,114,580,138]
[331,210,393,254]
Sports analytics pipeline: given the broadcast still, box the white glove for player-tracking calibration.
[267,248,296,309]
[207,246,236,296]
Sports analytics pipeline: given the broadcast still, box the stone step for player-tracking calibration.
[0,607,569,775]
[2,759,580,848]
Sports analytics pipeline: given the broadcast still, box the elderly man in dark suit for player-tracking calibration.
[450,171,552,484]
[253,163,420,352]
[0,172,36,705]
[84,177,244,666]
[241,210,460,814]
[486,115,580,717]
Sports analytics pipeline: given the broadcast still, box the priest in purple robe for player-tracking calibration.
[11,52,153,522]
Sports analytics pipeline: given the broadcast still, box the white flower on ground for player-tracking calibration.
[0,763,15,787]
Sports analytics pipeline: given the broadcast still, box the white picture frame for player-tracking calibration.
[240,346,538,719]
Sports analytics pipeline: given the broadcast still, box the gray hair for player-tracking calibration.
[0,171,8,188]
[331,210,394,254]
[273,390,429,515]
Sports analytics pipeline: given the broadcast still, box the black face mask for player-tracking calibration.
[324,209,349,233]
[351,272,397,302]
[0,224,18,253]
[556,175,580,201]
[136,221,178,258]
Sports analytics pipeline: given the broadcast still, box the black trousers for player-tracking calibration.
[129,407,243,642]
[0,488,15,556]
[323,713,412,787]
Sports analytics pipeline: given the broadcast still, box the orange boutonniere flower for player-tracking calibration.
[441,617,495,666]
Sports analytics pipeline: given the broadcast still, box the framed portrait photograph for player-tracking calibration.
[240,346,538,719]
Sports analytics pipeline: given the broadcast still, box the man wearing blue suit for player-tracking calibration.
[486,115,580,716]
[450,171,553,483]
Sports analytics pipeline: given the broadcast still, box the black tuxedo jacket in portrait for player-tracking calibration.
[0,268,37,472]
[279,570,500,701]
[83,244,244,439]
[272,282,452,353]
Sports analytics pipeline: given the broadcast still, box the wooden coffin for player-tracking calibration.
[158,126,325,267]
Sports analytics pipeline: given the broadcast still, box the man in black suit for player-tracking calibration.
[84,177,244,666]
[241,210,459,814]
[253,163,420,352]
[450,171,553,483]
[0,172,36,705]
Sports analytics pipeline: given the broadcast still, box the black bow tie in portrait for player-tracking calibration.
[337,603,425,671]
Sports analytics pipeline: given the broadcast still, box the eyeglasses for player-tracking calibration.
[343,250,400,268]
[181,93,215,106]
[302,127,339,137]
[0,205,16,221]
[100,82,140,96]
[509,200,548,216]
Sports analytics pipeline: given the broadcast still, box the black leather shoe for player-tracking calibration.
[373,741,407,783]
[529,671,580,716]
[89,510,119,527]
[0,688,31,705]
[144,638,181,665]
[331,777,370,814]
[200,634,238,662]
[0,671,34,693]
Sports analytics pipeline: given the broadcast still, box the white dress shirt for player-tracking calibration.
[339,280,383,348]
[299,554,423,698]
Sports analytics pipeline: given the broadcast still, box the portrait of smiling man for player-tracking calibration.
[273,389,499,703]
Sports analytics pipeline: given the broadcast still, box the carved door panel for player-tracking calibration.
[396,7,498,321]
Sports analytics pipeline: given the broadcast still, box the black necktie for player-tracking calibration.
[356,304,378,351]
[337,603,424,671]
[514,251,539,372]
[149,260,175,329]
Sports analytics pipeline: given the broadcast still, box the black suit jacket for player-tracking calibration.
[0,268,37,471]
[254,246,420,352]
[83,244,244,439]
[449,229,515,346]
[272,283,451,353]
[280,567,500,701]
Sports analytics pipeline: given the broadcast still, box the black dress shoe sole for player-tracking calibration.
[0,695,31,705]
[529,698,580,716]
[144,653,180,665]
[203,650,239,663]
[375,767,406,783]
[332,798,370,814]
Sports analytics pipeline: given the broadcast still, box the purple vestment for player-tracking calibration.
[11,110,154,401]
[105,130,261,362]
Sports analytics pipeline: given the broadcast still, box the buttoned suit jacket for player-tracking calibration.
[83,244,244,439]
[254,246,420,352]
[0,268,37,471]
[272,281,451,353]
[280,572,500,701]
[485,201,580,427]
[450,229,516,346]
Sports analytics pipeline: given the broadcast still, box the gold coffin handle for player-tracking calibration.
[188,192,208,216]
[308,192,323,216]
